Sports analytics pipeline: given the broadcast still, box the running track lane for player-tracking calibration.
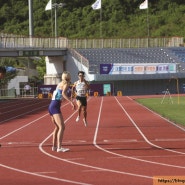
[0,97,185,185]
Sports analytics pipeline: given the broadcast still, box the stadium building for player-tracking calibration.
[61,38,185,96]
[1,35,185,97]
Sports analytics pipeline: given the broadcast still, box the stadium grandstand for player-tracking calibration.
[68,46,185,96]
[1,35,185,96]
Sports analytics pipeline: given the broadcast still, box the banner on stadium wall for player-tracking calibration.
[145,65,157,74]
[133,66,145,74]
[100,63,176,75]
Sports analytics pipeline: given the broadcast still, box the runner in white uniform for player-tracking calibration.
[71,71,89,127]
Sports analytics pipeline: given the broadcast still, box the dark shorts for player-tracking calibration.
[76,96,87,106]
[48,100,61,115]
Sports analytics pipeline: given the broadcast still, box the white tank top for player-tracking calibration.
[76,81,87,97]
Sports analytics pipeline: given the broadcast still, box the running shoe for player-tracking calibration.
[57,147,70,152]
[83,118,88,127]
[52,146,57,151]
[76,116,80,122]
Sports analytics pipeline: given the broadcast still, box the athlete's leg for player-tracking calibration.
[76,99,82,121]
[82,99,88,126]
[52,113,65,149]
[50,116,58,149]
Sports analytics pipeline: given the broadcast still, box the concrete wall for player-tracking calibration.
[44,56,65,85]
[8,76,28,95]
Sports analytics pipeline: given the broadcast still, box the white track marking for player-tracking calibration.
[39,134,152,180]
[39,97,184,181]
[0,164,92,185]
[93,97,185,168]
[114,96,185,155]
[0,113,48,139]
[1,97,185,184]
[0,104,48,124]
[0,101,92,185]
[104,139,137,143]
[155,138,185,142]
[0,102,70,139]
[127,96,185,132]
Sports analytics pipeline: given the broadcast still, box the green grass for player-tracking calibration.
[136,96,185,126]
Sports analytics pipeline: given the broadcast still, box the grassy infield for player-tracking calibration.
[136,96,185,127]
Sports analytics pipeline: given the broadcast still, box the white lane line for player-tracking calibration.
[34,171,56,174]
[128,96,185,132]
[39,134,152,180]
[0,113,49,139]
[0,104,48,124]
[3,97,183,183]
[114,96,185,156]
[155,138,185,142]
[92,97,185,169]
[0,102,70,139]
[0,102,92,185]
[0,164,92,185]
[107,154,185,159]
[64,158,85,161]
[104,139,137,143]
[39,97,153,179]
[63,140,87,144]
[38,96,185,184]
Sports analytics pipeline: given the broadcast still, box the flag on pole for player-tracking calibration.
[45,0,52,11]
[139,0,148,9]
[92,0,101,10]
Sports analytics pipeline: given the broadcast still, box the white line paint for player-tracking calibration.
[0,113,49,139]
[39,97,153,179]
[0,164,92,185]
[0,101,92,185]
[114,96,185,156]
[1,96,185,184]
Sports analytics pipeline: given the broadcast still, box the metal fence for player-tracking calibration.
[0,33,184,49]
[0,87,38,98]
[67,37,184,49]
[0,36,68,49]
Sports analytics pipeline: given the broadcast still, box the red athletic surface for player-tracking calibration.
[0,96,185,185]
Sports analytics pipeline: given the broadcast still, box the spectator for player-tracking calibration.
[24,83,31,95]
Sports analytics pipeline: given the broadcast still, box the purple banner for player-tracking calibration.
[100,64,113,74]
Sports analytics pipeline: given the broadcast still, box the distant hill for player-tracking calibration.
[0,0,184,40]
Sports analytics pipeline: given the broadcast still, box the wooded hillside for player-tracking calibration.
[0,0,184,39]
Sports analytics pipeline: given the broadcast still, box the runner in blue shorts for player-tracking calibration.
[48,71,75,152]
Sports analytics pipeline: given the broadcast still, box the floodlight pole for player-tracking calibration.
[147,6,150,47]
[28,0,34,37]
[52,3,66,38]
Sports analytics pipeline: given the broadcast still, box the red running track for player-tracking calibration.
[0,96,185,185]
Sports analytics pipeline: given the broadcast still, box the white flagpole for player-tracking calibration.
[91,0,102,38]
[51,7,54,37]
[139,0,149,47]
[45,0,53,37]
[147,1,150,47]
[100,6,102,38]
